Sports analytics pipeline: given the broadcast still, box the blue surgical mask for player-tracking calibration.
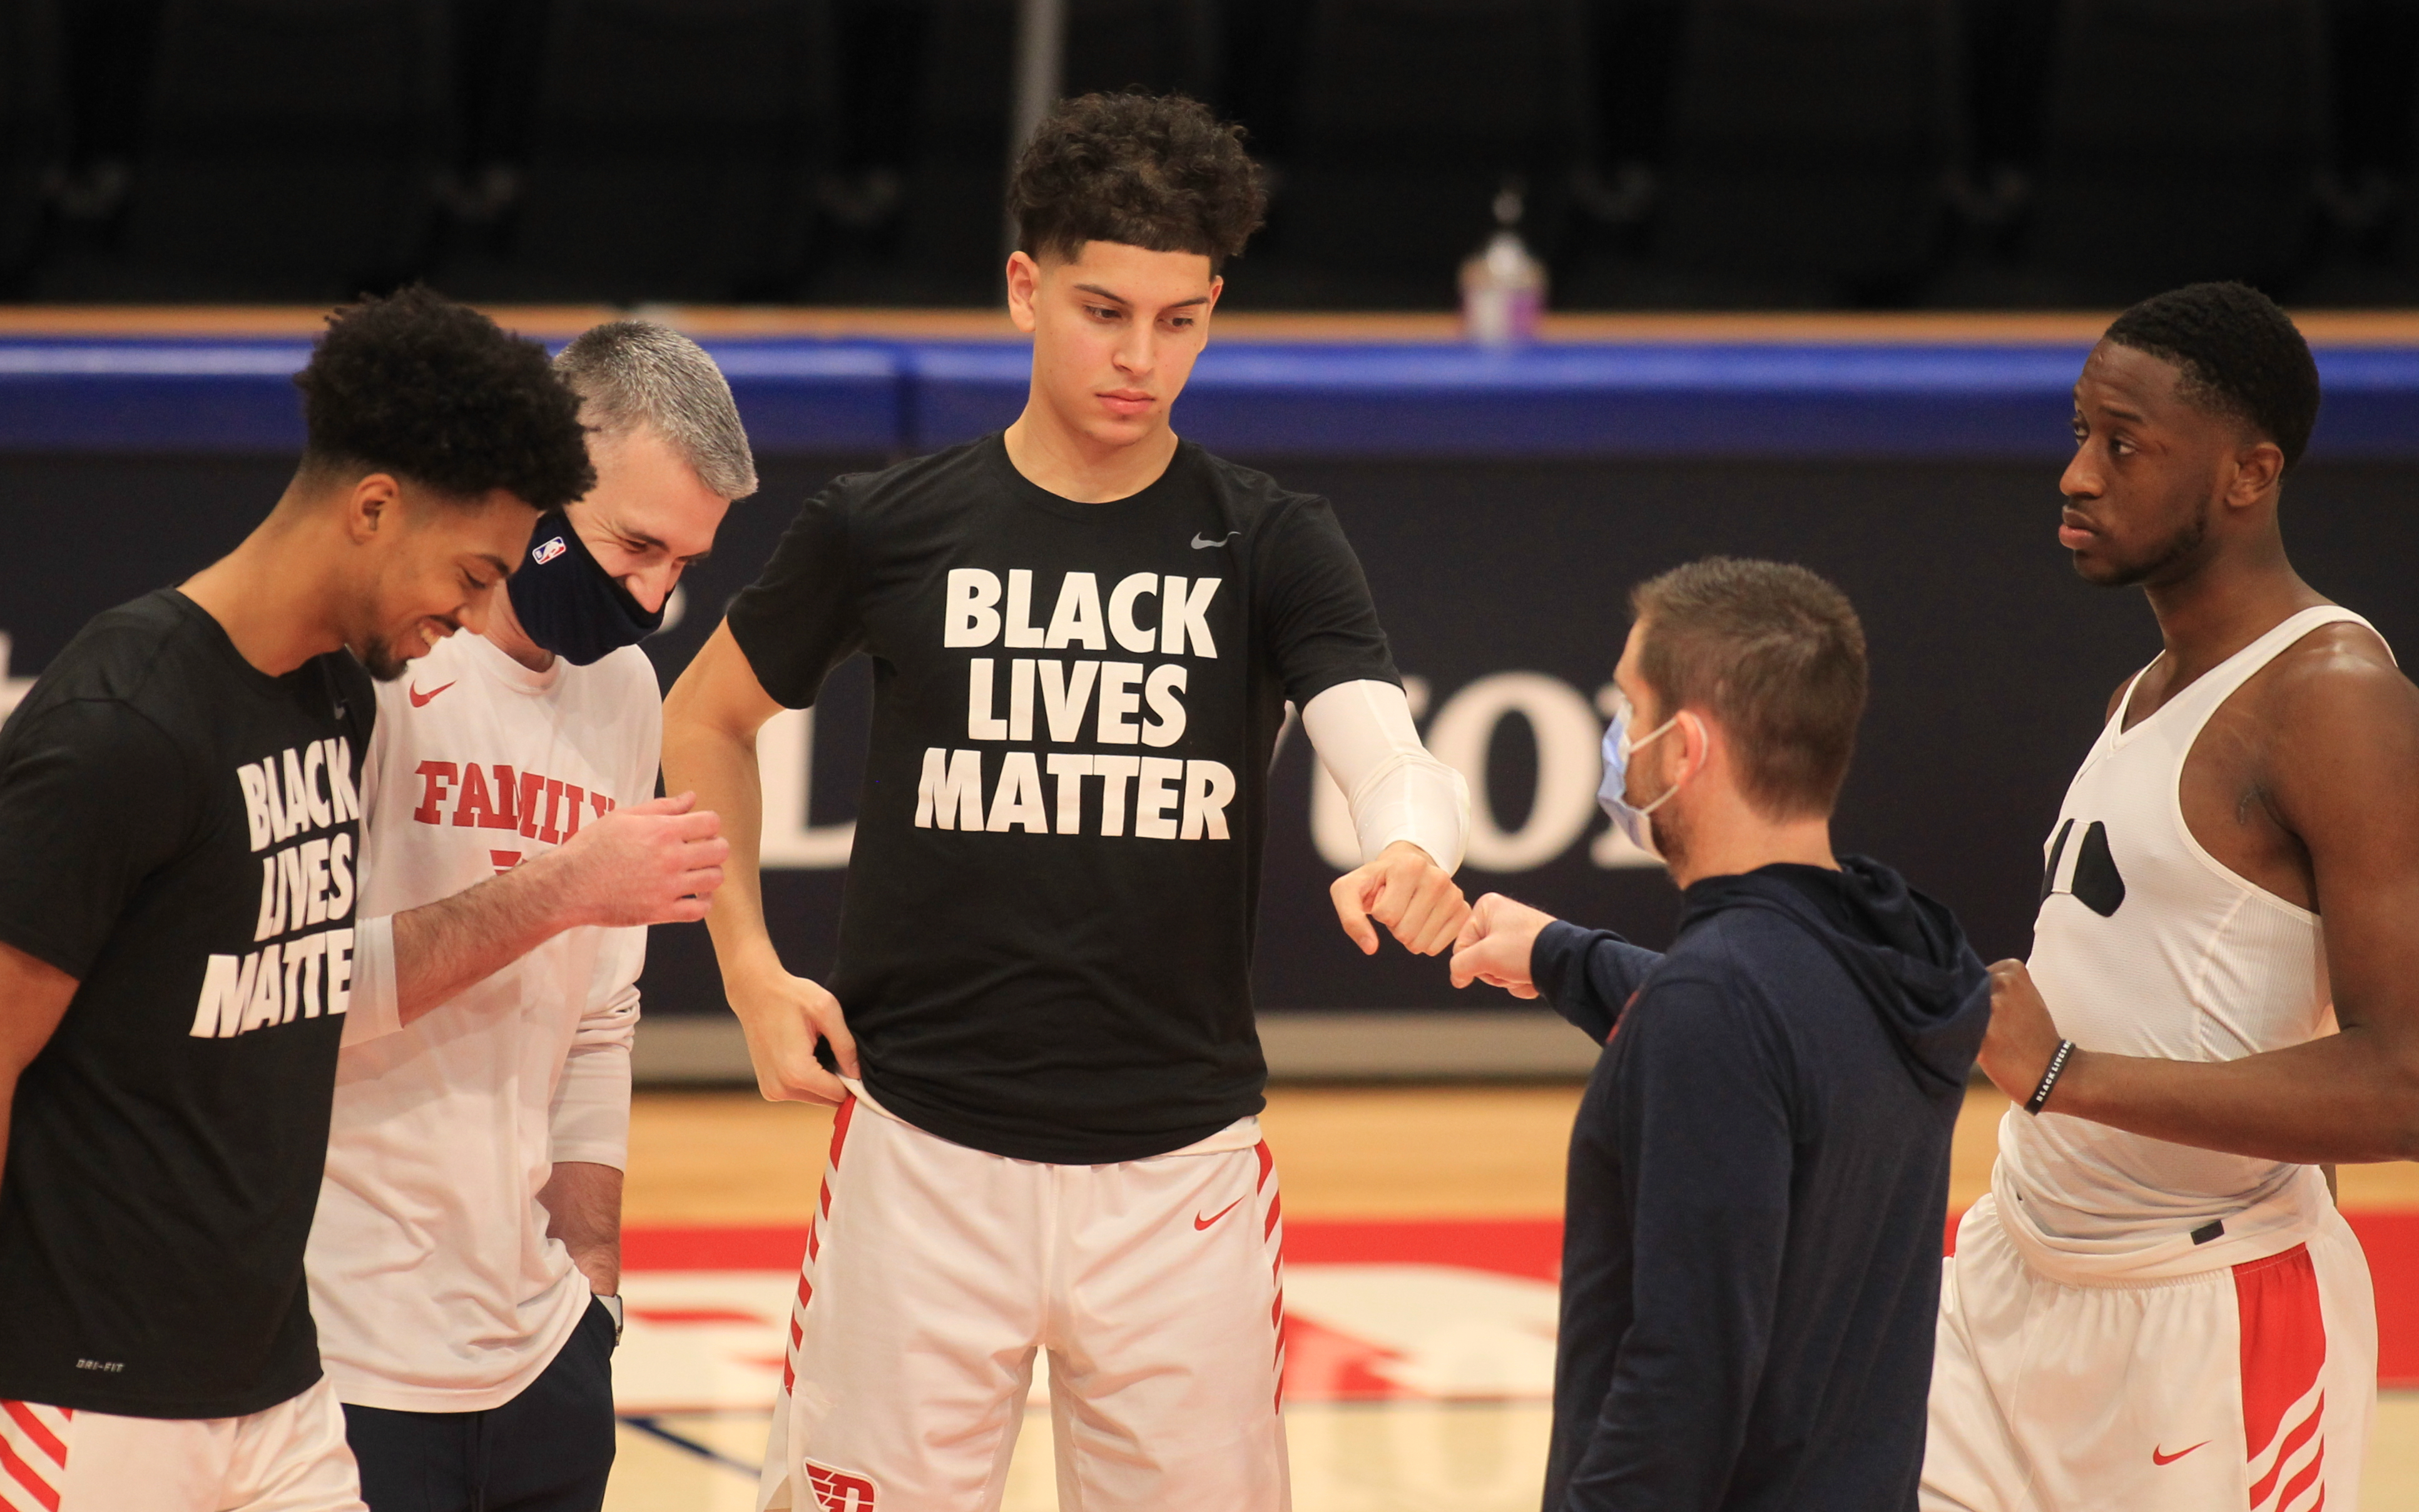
[1597,689,1681,861]
[506,510,662,666]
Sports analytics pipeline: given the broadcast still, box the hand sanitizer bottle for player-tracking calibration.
[1460,183,1546,347]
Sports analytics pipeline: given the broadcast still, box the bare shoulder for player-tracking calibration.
[2263,619,2411,724]
[2259,620,2419,806]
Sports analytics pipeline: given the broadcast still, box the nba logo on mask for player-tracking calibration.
[531,536,568,567]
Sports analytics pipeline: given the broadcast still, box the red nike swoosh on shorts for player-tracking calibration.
[409,681,456,708]
[1194,1199,1245,1231]
[2151,1441,2210,1466]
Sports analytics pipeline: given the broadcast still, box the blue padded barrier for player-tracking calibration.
[0,338,906,454]
[8,336,2419,459]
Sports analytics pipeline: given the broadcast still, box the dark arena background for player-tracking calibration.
[5,0,2419,1504]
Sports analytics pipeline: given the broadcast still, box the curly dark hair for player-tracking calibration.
[1010,92,1267,272]
[2104,282,2322,470]
[294,286,595,509]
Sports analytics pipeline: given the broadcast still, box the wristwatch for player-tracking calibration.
[598,1293,624,1344]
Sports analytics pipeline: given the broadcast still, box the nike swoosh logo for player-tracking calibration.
[2151,1441,2209,1466]
[1194,1198,1246,1231]
[1191,531,1242,550]
[408,681,456,708]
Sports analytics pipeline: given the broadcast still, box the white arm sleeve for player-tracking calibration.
[547,661,653,1171]
[1300,679,1470,873]
[548,931,641,1172]
[339,913,402,1048]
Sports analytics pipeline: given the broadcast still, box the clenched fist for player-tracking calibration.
[1977,958,2067,1107]
[1449,893,1559,998]
[1330,840,1470,958]
[544,792,728,928]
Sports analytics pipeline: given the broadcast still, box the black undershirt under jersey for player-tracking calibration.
[728,434,1400,1164]
[0,591,374,1418]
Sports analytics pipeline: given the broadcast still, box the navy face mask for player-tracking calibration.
[506,510,662,666]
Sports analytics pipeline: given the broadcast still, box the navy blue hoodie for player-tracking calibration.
[1534,856,1989,1512]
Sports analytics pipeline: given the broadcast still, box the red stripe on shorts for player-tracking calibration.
[2236,1242,2327,1503]
[783,1097,857,1397]
[829,1095,856,1167]
[0,1406,62,1469]
[0,1401,66,1512]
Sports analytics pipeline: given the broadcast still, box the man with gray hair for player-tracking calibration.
[306,320,754,1511]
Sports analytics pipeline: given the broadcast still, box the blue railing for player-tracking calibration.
[8,336,2418,459]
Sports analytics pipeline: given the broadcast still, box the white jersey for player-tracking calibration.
[2000,604,2382,1243]
[305,631,657,1413]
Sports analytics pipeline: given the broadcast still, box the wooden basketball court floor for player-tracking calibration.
[606,1083,2419,1509]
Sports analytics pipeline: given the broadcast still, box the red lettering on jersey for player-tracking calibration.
[517,771,547,840]
[411,762,458,824]
[538,778,565,843]
[454,764,494,828]
[560,784,586,838]
[590,791,614,818]
[447,763,521,830]
[489,850,521,873]
[482,765,520,828]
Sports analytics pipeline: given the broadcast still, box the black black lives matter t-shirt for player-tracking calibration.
[0,591,374,1418]
[729,434,1398,1164]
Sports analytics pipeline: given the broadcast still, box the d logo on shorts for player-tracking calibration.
[807,1460,878,1511]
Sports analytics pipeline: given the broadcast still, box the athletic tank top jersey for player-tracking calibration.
[2000,605,2384,1242]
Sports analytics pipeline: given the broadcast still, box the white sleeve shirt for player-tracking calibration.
[1300,679,1469,872]
[306,631,659,1413]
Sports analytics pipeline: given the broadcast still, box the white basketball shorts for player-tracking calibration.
[1923,1169,2375,1512]
[0,1374,365,1512]
[758,1088,1290,1512]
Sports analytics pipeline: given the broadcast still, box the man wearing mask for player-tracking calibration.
[307,322,755,1512]
[1450,557,1990,1511]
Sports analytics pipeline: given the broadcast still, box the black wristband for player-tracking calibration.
[2024,1039,2075,1115]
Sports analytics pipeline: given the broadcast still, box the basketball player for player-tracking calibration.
[1924,282,2408,1511]
[0,290,723,1512]
[662,93,1472,1510]
[308,322,754,1511]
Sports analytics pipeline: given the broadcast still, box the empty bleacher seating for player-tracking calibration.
[1652,0,1963,302]
[444,0,837,303]
[1268,0,1592,306]
[2028,0,2331,299]
[10,0,2419,307]
[872,0,1216,302]
[0,0,67,290]
[56,0,455,300]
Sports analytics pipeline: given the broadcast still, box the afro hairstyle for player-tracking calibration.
[2104,282,2322,470]
[1010,92,1267,272]
[294,286,595,510]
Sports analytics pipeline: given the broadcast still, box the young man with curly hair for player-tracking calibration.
[1925,283,2400,1510]
[0,289,724,1511]
[665,93,1471,1510]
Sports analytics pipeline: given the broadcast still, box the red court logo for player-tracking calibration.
[807,1460,877,1511]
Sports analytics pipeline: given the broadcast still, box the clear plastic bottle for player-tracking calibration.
[1460,185,1546,347]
